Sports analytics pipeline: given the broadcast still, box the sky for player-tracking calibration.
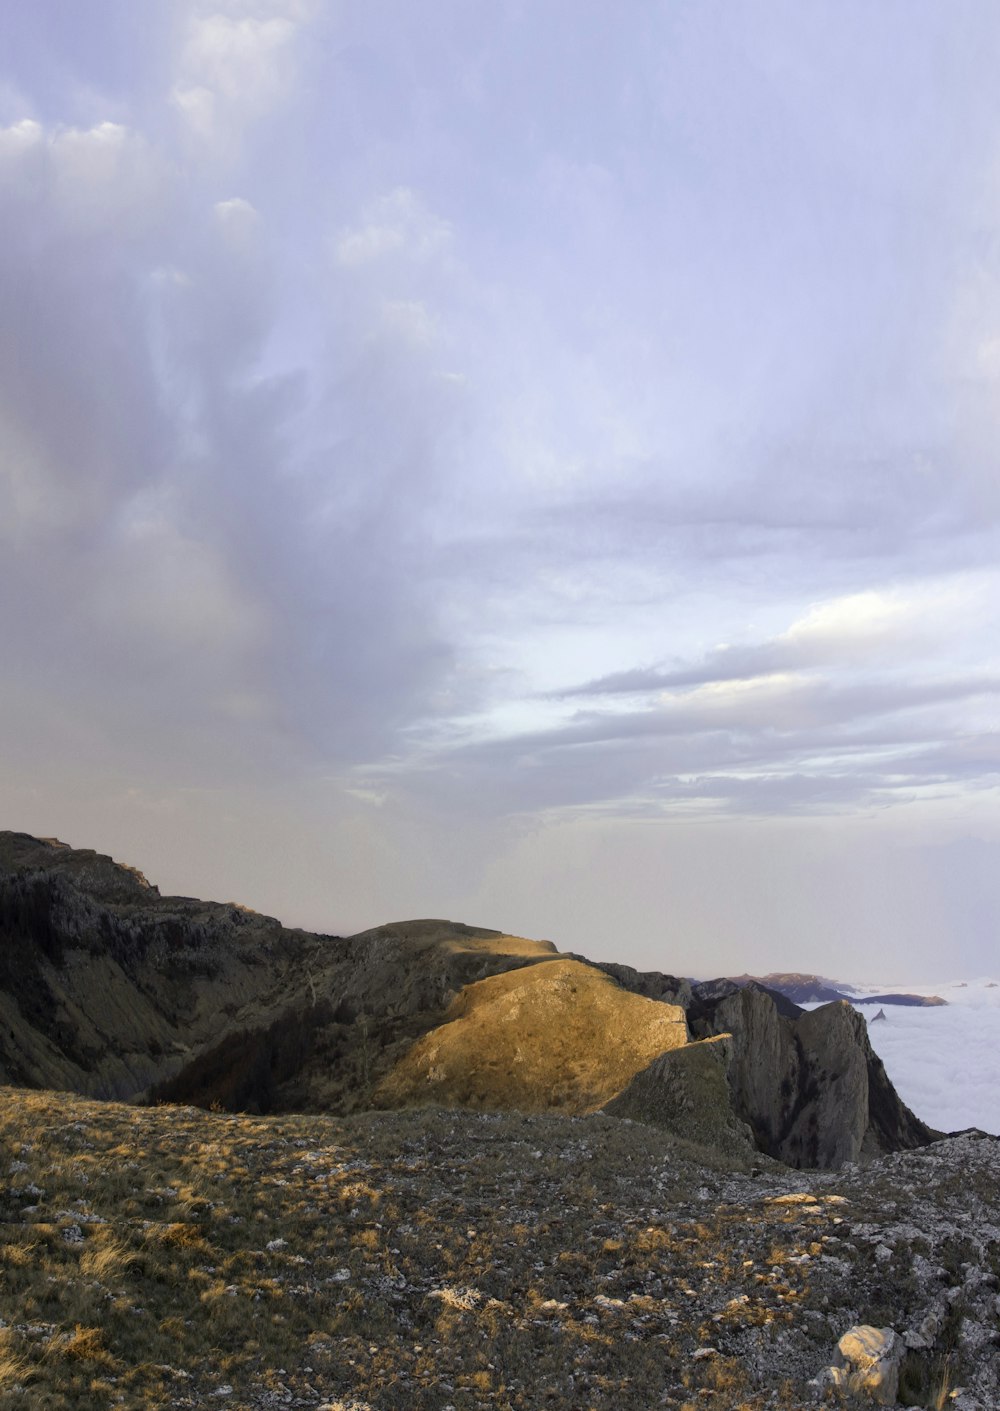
[1,1,999,980]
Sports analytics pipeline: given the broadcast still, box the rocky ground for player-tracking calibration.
[0,1088,997,1411]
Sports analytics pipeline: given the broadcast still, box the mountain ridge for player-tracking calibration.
[0,831,938,1170]
[726,970,948,1007]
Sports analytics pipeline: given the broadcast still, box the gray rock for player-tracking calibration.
[602,1034,756,1158]
[689,985,936,1168]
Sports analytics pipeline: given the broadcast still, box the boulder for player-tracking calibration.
[823,1325,903,1405]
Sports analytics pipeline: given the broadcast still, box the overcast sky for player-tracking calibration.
[2,1,999,980]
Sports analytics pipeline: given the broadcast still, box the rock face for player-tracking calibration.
[0,835,560,1108]
[0,832,939,1170]
[0,832,312,1100]
[602,1034,757,1158]
[687,983,937,1167]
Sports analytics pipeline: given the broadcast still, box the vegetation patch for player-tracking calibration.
[1,1087,997,1410]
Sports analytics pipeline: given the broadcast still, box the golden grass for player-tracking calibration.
[0,1331,29,1390]
[55,1326,112,1365]
[0,1084,994,1410]
[374,957,688,1113]
[79,1235,136,1281]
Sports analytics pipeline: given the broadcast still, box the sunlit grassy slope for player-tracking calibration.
[2,1087,998,1411]
[374,958,688,1113]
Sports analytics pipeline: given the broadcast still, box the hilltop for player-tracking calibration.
[0,1089,998,1410]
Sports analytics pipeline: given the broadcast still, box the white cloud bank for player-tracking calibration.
[860,981,1000,1136]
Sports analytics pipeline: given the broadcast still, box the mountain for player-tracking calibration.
[727,970,948,1007]
[0,831,938,1170]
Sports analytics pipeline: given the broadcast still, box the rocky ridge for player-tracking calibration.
[0,832,937,1173]
[730,973,948,1009]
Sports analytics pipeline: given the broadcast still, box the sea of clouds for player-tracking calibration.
[851,979,1000,1137]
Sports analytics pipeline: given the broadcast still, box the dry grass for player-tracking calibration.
[0,1086,996,1411]
[0,1330,29,1391]
[374,957,688,1113]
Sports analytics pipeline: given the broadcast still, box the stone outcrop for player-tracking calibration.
[601,1033,756,1158]
[0,832,312,1099]
[568,956,693,1008]
[688,982,937,1167]
[822,1325,904,1404]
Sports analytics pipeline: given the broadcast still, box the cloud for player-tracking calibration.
[93,500,267,657]
[0,117,165,233]
[550,586,978,698]
[861,984,1000,1135]
[334,187,453,268]
[0,97,466,791]
[4,3,1000,981]
[0,120,171,552]
[213,194,257,229]
[171,1,311,148]
[360,578,1000,822]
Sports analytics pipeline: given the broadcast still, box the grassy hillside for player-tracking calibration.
[375,957,689,1113]
[1,1087,998,1411]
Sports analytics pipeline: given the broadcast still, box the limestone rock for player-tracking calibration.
[824,1324,903,1405]
[688,983,936,1167]
[580,957,693,1007]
